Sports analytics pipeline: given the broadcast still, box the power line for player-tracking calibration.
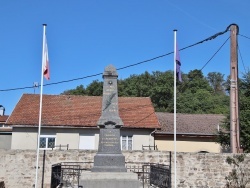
[238,45,247,74]
[238,33,250,75]
[238,33,250,74]
[200,37,230,71]
[239,34,250,40]
[0,24,234,92]
[176,37,230,94]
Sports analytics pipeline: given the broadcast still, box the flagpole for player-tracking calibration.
[173,29,177,188]
[35,24,47,188]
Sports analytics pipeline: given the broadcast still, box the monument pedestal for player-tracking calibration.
[79,172,143,188]
[92,153,126,172]
[92,128,127,172]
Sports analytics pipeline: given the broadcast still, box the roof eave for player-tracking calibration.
[155,132,217,137]
[11,124,160,129]
[12,125,98,129]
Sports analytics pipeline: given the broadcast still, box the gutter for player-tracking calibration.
[11,125,99,129]
[155,132,217,138]
[155,132,217,136]
[150,129,157,135]
[10,125,160,129]
[150,128,157,149]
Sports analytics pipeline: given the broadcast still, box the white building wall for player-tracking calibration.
[156,136,221,153]
[56,133,79,149]
[120,129,154,150]
[11,131,37,149]
[0,134,12,150]
[79,135,95,149]
[11,127,153,150]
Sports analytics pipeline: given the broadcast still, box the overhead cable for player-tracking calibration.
[0,24,235,92]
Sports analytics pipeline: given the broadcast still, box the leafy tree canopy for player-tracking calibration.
[62,69,229,114]
[206,72,225,95]
[62,85,86,95]
[217,70,250,152]
[61,68,250,152]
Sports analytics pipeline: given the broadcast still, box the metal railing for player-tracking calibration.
[51,155,171,188]
[0,181,5,188]
[149,163,171,188]
[51,162,90,188]
[52,144,69,150]
[142,145,158,150]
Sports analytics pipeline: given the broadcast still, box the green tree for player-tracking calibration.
[61,80,103,96]
[86,80,103,96]
[185,69,213,93]
[151,71,174,111]
[175,90,214,114]
[118,71,154,97]
[61,69,229,114]
[118,71,174,111]
[225,154,250,188]
[217,71,250,152]
[206,72,225,94]
[61,84,86,95]
[212,94,229,114]
[238,71,250,152]
[167,69,229,114]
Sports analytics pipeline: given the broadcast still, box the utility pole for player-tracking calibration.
[230,24,240,153]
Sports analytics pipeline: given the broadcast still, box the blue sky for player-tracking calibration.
[0,1,249,115]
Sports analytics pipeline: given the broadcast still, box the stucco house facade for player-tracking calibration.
[6,94,160,151]
[5,94,226,153]
[0,115,11,150]
[155,112,225,153]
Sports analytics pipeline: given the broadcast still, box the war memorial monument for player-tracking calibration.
[79,65,142,188]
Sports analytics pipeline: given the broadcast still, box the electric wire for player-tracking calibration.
[238,45,247,74]
[176,37,230,94]
[0,24,238,92]
[200,37,230,71]
[2,35,231,124]
[238,34,250,75]
[239,34,250,40]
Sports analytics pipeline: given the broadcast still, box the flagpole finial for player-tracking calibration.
[43,24,47,26]
[173,29,177,32]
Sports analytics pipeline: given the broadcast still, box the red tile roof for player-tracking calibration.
[156,112,225,135]
[6,94,160,129]
[0,115,8,123]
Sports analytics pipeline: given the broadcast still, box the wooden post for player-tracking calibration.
[230,24,240,153]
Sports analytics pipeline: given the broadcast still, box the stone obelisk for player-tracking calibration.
[80,65,142,188]
[92,64,126,172]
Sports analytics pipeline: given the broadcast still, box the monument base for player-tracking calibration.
[92,153,127,172]
[79,172,143,188]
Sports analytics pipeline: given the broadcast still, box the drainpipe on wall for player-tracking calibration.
[150,129,157,150]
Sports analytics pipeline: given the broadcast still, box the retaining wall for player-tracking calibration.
[0,150,249,188]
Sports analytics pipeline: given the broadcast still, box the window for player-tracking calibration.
[121,136,132,150]
[40,135,56,149]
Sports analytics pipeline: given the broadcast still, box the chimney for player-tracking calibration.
[0,105,5,116]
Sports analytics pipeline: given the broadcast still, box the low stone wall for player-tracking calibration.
[0,149,249,188]
[173,152,249,188]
